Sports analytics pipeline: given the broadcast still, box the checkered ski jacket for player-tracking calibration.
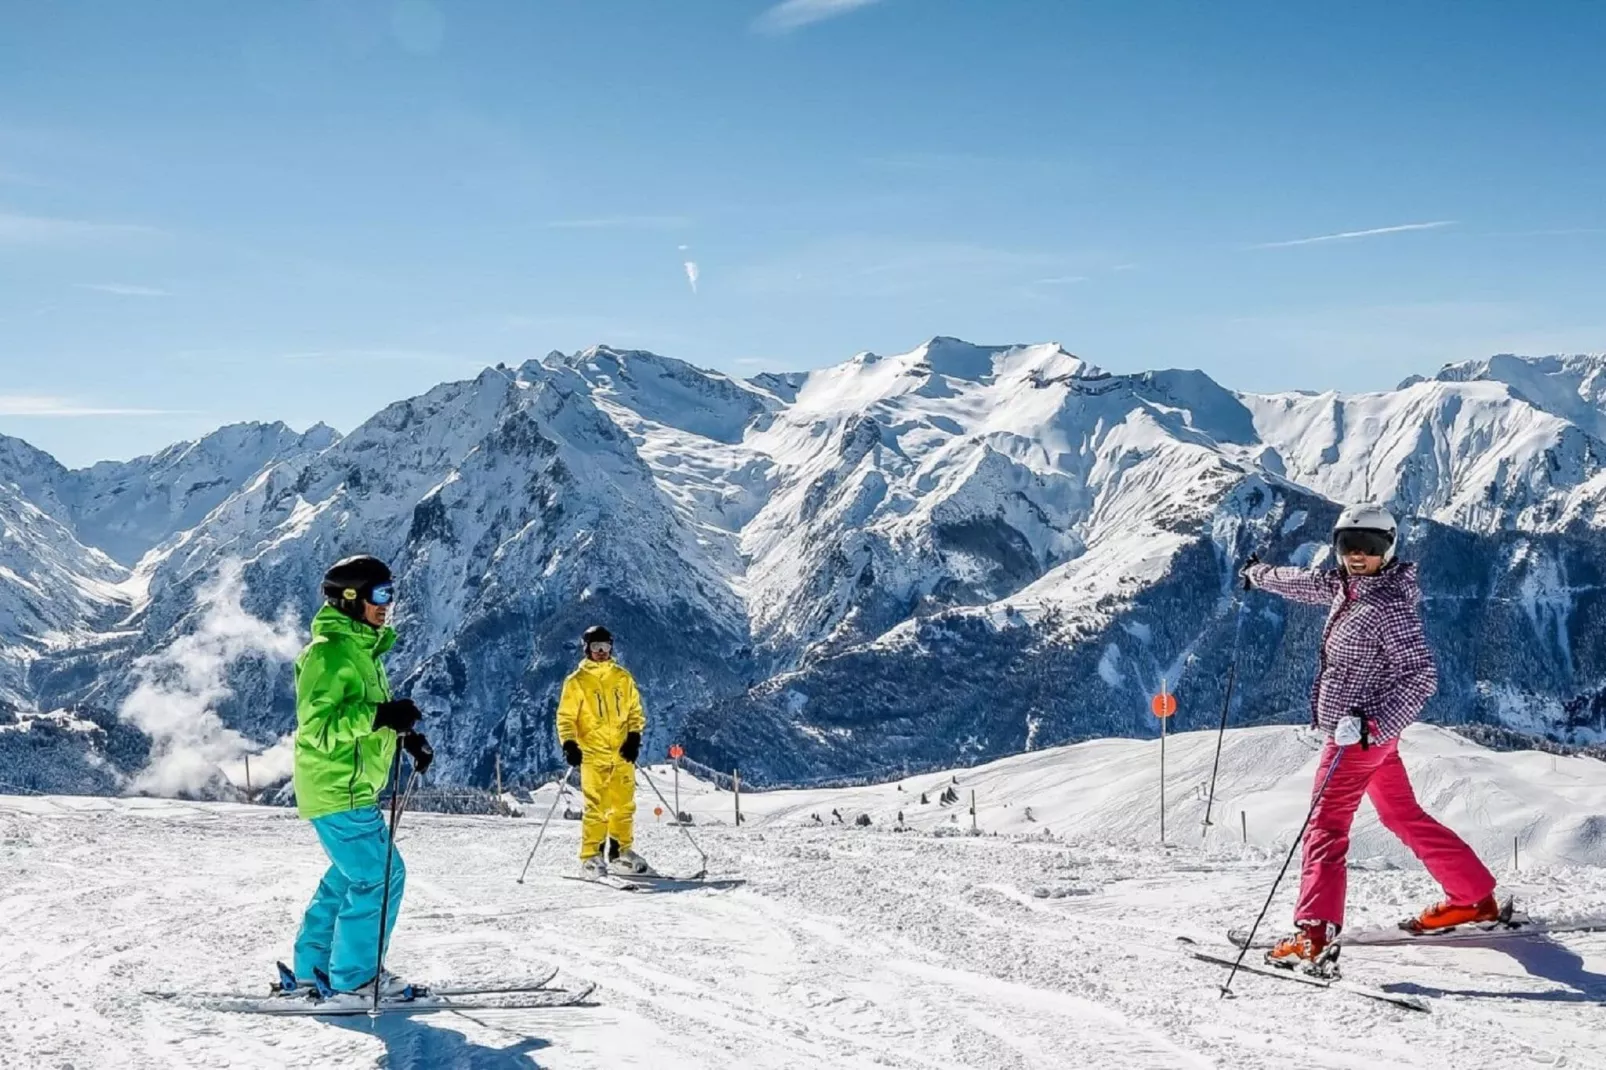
[1244,560,1437,743]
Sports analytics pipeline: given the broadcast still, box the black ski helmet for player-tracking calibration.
[581,625,612,648]
[322,555,392,618]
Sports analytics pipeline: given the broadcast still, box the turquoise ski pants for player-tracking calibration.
[292,806,407,991]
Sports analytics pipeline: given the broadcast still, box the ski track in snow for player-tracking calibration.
[2,786,1604,1070]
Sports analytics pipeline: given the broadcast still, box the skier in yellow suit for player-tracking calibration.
[556,625,655,878]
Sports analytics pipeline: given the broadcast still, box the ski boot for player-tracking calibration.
[310,967,420,1008]
[1265,920,1341,978]
[1400,893,1503,935]
[579,854,611,880]
[372,968,421,1000]
[610,847,657,877]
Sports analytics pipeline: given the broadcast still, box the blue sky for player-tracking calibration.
[3,0,1604,466]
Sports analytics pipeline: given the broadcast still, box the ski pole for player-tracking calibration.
[1219,743,1346,999]
[1201,607,1246,835]
[516,766,575,884]
[636,764,709,878]
[371,740,415,1017]
[1202,578,1250,835]
[397,760,423,824]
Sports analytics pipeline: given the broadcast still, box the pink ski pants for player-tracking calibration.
[1296,738,1495,929]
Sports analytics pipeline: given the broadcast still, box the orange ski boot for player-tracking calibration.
[1265,920,1340,976]
[1401,894,1503,935]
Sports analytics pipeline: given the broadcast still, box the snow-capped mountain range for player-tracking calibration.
[2,339,1604,795]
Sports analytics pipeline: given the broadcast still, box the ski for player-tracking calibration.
[1227,907,1605,950]
[561,873,746,893]
[429,969,564,997]
[167,982,597,1017]
[145,964,561,1004]
[1178,939,1429,1012]
[613,872,747,891]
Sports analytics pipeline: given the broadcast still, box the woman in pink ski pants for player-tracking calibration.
[1244,506,1498,964]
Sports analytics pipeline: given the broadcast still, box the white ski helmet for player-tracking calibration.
[1332,503,1398,563]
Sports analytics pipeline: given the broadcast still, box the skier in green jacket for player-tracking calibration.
[284,554,433,1007]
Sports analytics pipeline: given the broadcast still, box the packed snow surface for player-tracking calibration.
[2,725,1603,1069]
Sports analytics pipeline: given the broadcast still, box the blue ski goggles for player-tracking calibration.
[367,582,395,606]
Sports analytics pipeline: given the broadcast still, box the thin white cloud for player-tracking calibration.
[684,261,700,294]
[1252,221,1456,249]
[0,394,173,417]
[75,282,171,297]
[545,215,691,230]
[1034,275,1088,285]
[0,211,159,244]
[754,0,884,34]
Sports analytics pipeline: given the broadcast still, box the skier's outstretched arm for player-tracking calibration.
[1244,563,1339,605]
[296,648,370,749]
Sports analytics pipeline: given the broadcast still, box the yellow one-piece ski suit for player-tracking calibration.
[555,658,646,859]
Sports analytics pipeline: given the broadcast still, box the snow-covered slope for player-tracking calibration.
[552,346,780,589]
[675,723,1606,869]
[95,363,754,787]
[1245,356,1606,534]
[59,420,340,567]
[0,482,127,708]
[1432,352,1606,441]
[3,724,1603,1069]
[738,339,1256,661]
[1,423,340,569]
[0,432,74,519]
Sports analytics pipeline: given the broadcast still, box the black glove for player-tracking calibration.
[1238,553,1261,591]
[619,731,641,765]
[403,732,434,775]
[562,740,583,767]
[1348,708,1372,751]
[373,699,422,734]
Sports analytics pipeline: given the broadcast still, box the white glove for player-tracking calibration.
[1334,715,1364,747]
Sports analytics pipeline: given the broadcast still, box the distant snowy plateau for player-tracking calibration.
[3,340,1605,796]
